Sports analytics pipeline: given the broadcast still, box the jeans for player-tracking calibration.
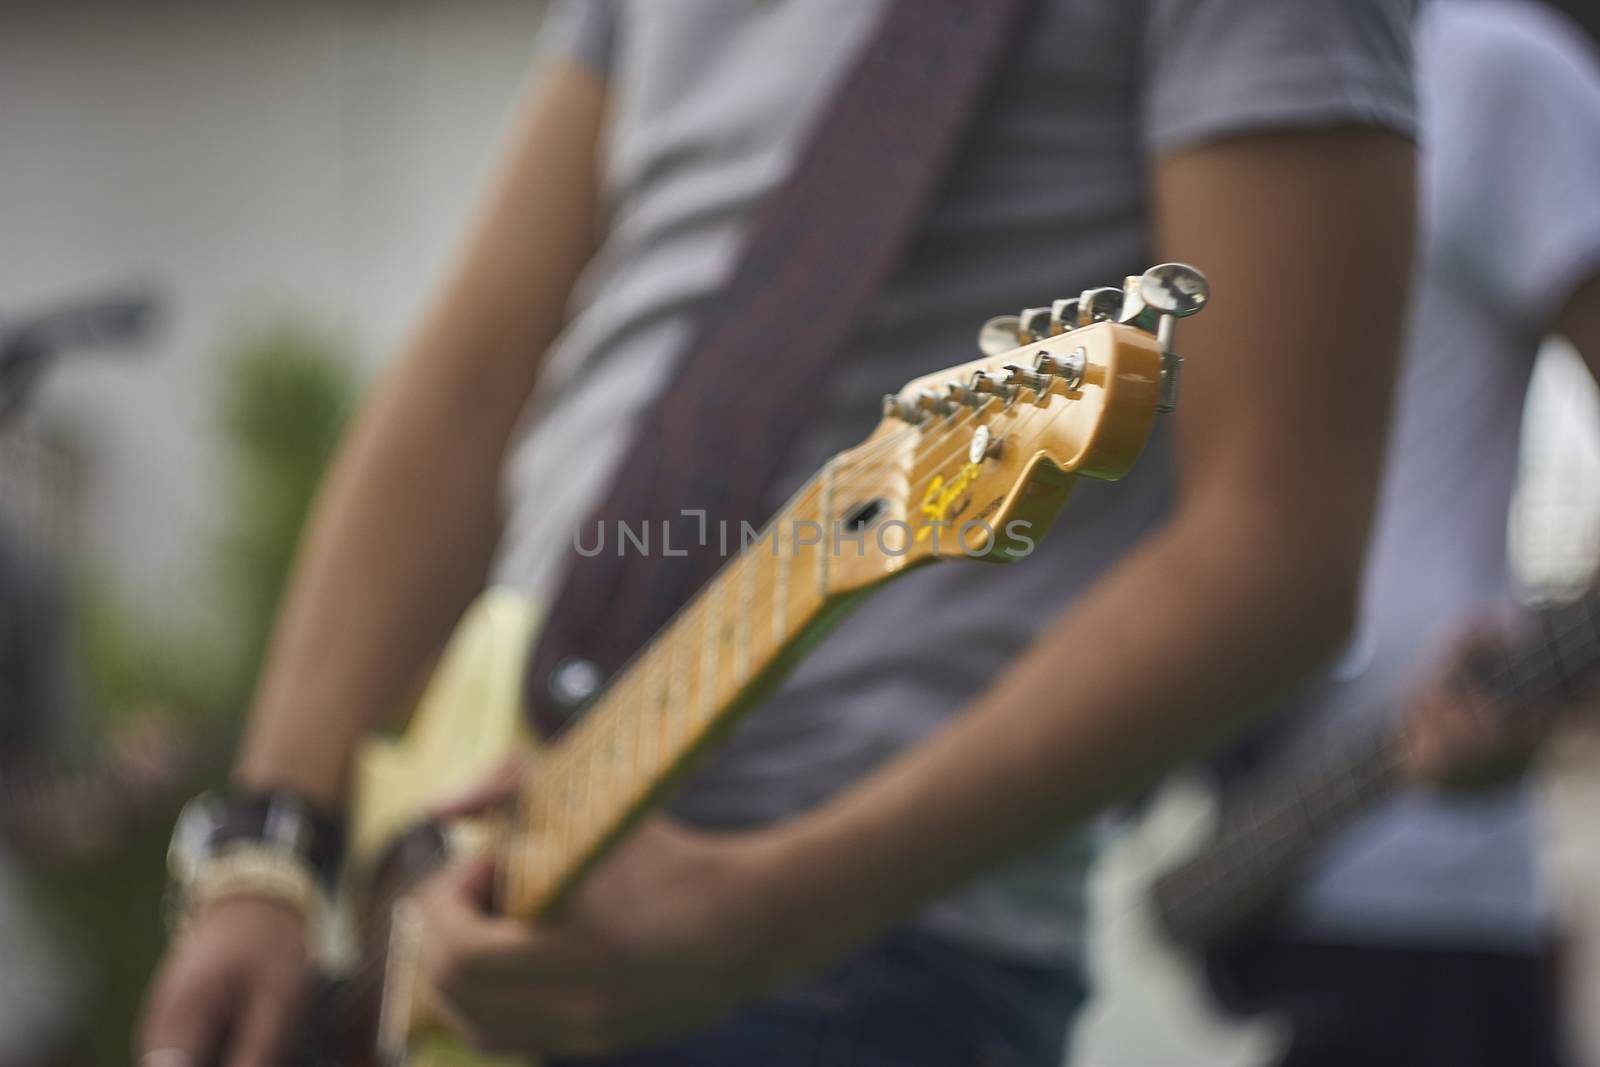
[555,930,1084,1067]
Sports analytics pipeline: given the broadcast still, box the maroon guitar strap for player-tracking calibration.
[526,0,1036,734]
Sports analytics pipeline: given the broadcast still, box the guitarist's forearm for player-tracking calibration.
[743,128,1413,972]
[231,369,512,805]
[756,502,1359,972]
[234,63,609,807]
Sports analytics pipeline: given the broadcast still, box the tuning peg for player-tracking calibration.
[1077,286,1125,327]
[1138,262,1209,319]
[1033,346,1085,389]
[1136,263,1209,415]
[1050,297,1080,334]
[1018,306,1055,343]
[946,379,983,409]
[1002,361,1049,393]
[914,387,954,418]
[882,392,925,424]
[968,369,1015,403]
[977,315,1023,357]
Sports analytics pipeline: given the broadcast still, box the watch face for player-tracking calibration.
[167,792,224,885]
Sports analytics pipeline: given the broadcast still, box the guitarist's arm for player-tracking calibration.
[760,127,1417,972]
[235,62,608,808]
[139,61,608,1067]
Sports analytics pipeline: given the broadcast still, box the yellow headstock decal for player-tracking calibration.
[916,460,982,543]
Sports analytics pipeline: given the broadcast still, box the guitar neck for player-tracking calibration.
[1152,590,1600,950]
[500,459,893,917]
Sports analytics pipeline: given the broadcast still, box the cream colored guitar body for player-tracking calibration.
[1071,776,1287,1067]
[346,588,544,1067]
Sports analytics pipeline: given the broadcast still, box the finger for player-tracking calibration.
[453,852,500,909]
[431,754,528,820]
[137,958,232,1066]
[420,859,603,990]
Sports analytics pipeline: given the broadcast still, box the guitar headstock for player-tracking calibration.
[827,263,1207,589]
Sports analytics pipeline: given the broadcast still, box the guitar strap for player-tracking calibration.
[525,0,1037,735]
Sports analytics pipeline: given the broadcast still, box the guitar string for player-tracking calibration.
[1155,593,1600,934]
[1167,603,1600,921]
[526,353,1129,860]
[532,370,1104,828]
[487,382,1070,883]
[537,371,1084,777]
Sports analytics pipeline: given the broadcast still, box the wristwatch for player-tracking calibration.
[165,790,346,930]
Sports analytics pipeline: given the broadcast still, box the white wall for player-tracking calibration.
[0,1,546,621]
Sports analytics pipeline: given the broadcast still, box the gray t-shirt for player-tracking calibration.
[1268,0,1600,951]
[497,0,1418,966]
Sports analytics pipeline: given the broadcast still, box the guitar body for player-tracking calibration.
[1075,585,1600,1066]
[1072,775,1288,1067]
[341,589,545,1067]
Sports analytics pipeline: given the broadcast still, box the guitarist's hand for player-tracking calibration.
[420,762,792,1057]
[137,895,310,1067]
[1398,626,1546,791]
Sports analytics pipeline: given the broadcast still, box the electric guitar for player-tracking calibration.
[288,263,1209,1066]
[1072,589,1600,1067]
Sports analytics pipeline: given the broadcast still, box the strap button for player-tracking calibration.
[549,656,604,716]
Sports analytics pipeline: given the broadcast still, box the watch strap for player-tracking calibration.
[207,790,346,888]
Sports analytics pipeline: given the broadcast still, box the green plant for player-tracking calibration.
[211,321,356,709]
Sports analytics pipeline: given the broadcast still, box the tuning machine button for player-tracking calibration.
[1077,286,1126,327]
[977,314,1023,357]
[1050,297,1080,334]
[1137,262,1209,414]
[1018,306,1055,343]
[1138,262,1210,320]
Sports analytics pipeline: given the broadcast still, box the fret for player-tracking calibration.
[549,764,577,883]
[1538,611,1576,698]
[1487,591,1600,711]
[595,713,629,826]
[519,808,550,897]
[554,723,598,855]
[635,645,665,789]
[577,730,601,852]
[701,579,724,727]
[817,460,836,597]
[607,677,639,810]
[1510,633,1559,702]
[737,551,757,681]
[773,508,791,645]
[1553,603,1600,677]
[668,616,693,755]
